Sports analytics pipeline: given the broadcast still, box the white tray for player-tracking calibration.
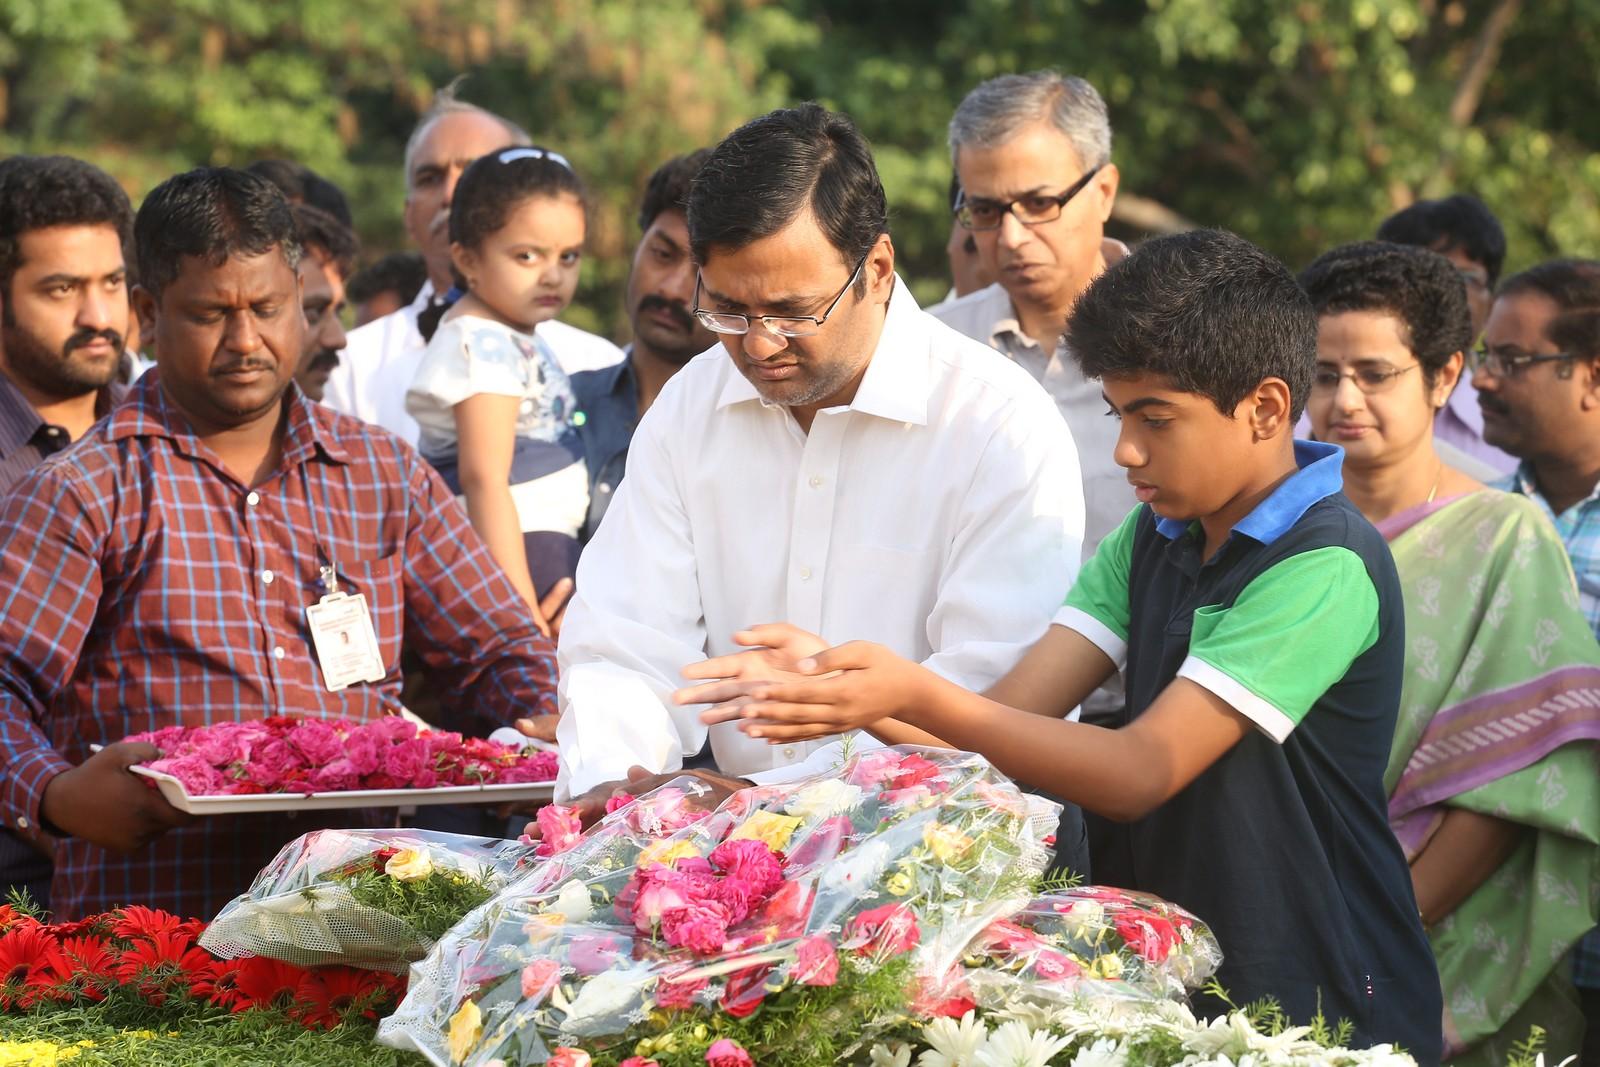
[130,765,554,815]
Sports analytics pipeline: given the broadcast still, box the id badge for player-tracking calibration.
[305,592,387,691]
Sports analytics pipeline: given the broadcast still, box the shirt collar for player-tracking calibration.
[1155,439,1345,545]
[0,372,46,458]
[108,371,352,469]
[714,274,930,426]
[1510,460,1600,511]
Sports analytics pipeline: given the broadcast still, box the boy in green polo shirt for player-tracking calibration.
[695,229,1442,1062]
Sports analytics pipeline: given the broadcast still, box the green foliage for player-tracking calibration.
[1505,1025,1548,1067]
[334,862,494,943]
[0,1008,425,1066]
[2,0,1596,339]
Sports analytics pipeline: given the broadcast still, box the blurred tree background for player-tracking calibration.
[1,0,1595,339]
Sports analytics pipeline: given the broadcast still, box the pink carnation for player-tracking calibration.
[534,804,584,858]
[631,870,692,931]
[652,971,706,1011]
[372,716,417,744]
[604,791,636,815]
[548,1050,591,1067]
[887,753,943,791]
[660,899,730,955]
[286,720,344,765]
[148,755,227,796]
[567,934,623,976]
[845,749,902,787]
[792,936,838,986]
[310,758,362,792]
[786,815,852,866]
[705,1038,754,1067]
[247,738,302,788]
[381,737,428,784]
[708,839,785,897]
[343,726,383,776]
[1033,948,1080,981]
[620,1059,661,1067]
[718,966,771,1019]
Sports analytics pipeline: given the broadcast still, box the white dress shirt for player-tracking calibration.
[930,279,1133,561]
[325,282,624,445]
[555,278,1085,798]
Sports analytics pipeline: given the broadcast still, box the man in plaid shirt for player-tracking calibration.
[0,168,558,919]
[1473,257,1600,1062]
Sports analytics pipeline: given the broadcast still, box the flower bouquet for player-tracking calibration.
[377,747,1058,1067]
[933,886,1222,1012]
[202,829,539,972]
[123,716,558,813]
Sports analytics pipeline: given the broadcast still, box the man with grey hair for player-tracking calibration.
[931,70,1131,559]
[325,83,621,446]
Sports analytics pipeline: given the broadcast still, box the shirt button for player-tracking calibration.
[520,400,535,414]
[598,483,612,495]
[261,570,275,585]
[808,475,823,489]
[246,491,261,507]
[46,427,63,439]
[798,566,812,581]
[273,646,285,660]
[16,816,28,831]
[782,747,798,760]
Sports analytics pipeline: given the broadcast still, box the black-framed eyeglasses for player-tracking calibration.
[1310,364,1420,394]
[692,253,868,338]
[954,165,1104,231]
[1469,345,1577,378]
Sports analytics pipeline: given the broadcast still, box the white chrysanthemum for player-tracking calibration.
[869,1042,914,1067]
[785,779,863,820]
[973,1020,1070,1067]
[1183,1012,1313,1058]
[918,1010,989,1067]
[1068,1037,1127,1067]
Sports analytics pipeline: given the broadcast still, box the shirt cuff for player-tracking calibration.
[1051,606,1128,669]
[1176,655,1297,743]
[2,746,73,843]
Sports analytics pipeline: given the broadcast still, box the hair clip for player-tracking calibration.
[497,147,574,172]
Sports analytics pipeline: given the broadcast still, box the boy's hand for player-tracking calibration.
[723,641,931,742]
[676,624,829,724]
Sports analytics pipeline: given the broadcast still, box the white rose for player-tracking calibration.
[384,848,434,882]
[546,879,594,923]
[559,969,648,1036]
[784,779,863,821]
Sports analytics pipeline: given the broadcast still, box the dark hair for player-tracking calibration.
[289,202,359,277]
[1298,241,1473,387]
[637,149,711,233]
[1070,228,1317,419]
[1548,308,1600,363]
[1376,194,1506,285]
[448,146,586,251]
[134,167,302,301]
[246,159,354,228]
[346,251,428,307]
[1496,258,1600,318]
[687,103,888,276]
[0,155,133,295]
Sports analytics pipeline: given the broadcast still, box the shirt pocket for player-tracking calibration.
[333,553,406,661]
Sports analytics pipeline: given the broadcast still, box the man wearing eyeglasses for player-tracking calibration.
[1471,258,1600,1061]
[552,105,1086,869]
[930,71,1129,560]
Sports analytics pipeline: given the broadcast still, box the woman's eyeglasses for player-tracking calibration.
[1310,364,1420,394]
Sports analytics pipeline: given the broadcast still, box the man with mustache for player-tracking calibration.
[0,154,133,909]
[570,150,715,541]
[287,203,357,402]
[0,168,558,919]
[1471,258,1600,1056]
[324,84,621,446]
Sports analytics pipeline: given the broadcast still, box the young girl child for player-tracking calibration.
[406,147,589,636]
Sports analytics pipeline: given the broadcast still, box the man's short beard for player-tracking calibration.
[0,309,123,401]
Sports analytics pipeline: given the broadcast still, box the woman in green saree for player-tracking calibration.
[1302,241,1600,1065]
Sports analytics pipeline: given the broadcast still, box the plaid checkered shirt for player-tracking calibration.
[1499,463,1600,990]
[0,373,557,919]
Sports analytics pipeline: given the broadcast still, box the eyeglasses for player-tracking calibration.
[954,165,1103,231]
[1454,267,1490,294]
[692,254,867,338]
[1469,345,1577,378]
[1310,364,1420,394]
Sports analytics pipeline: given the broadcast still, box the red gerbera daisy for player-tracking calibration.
[56,935,119,1003]
[0,923,69,1009]
[230,955,310,1013]
[111,905,187,942]
[190,957,247,1010]
[290,966,396,1029]
[114,929,215,1006]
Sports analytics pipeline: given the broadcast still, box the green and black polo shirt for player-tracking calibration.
[1057,440,1442,1064]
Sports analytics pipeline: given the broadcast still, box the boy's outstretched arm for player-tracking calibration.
[722,631,1252,822]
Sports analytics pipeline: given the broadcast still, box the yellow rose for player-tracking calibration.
[728,810,803,852]
[638,839,701,869]
[447,999,483,1063]
[922,822,973,864]
[1088,954,1124,980]
[384,848,435,882]
[885,872,913,896]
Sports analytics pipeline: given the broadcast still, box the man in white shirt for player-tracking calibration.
[324,86,620,445]
[929,71,1131,560]
[555,105,1085,857]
